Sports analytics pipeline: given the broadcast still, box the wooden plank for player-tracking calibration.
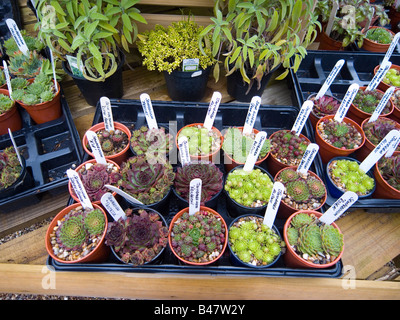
[139,13,212,32]
[139,0,214,7]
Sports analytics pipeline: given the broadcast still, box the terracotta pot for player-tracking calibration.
[283,210,344,269]
[176,123,223,163]
[373,159,400,199]
[168,206,228,266]
[315,115,365,164]
[389,88,400,123]
[0,89,22,135]
[308,93,342,129]
[45,203,110,264]
[68,158,120,205]
[17,79,62,124]
[222,126,270,172]
[375,64,400,93]
[362,27,395,53]
[317,30,344,51]
[389,5,400,33]
[274,166,327,219]
[347,86,394,125]
[82,121,132,165]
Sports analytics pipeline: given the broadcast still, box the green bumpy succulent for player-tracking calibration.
[57,214,87,250]
[286,180,310,202]
[279,168,299,183]
[320,224,344,256]
[290,212,313,229]
[307,178,326,198]
[84,209,106,236]
[297,224,323,256]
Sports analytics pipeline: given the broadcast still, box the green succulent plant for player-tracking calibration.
[3,30,46,57]
[377,155,400,191]
[365,27,393,44]
[0,146,22,190]
[8,50,44,78]
[130,126,173,160]
[178,125,221,157]
[0,93,14,115]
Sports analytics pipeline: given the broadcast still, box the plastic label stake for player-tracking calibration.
[291,100,313,136]
[315,59,345,100]
[319,191,358,225]
[297,143,319,175]
[334,83,359,123]
[66,169,93,210]
[242,96,261,135]
[385,131,400,158]
[49,49,58,92]
[8,129,23,167]
[2,61,12,99]
[382,32,400,67]
[101,193,126,221]
[85,130,107,165]
[189,178,202,216]
[203,91,222,130]
[6,19,29,56]
[243,131,267,172]
[263,182,285,229]
[104,184,144,205]
[100,97,114,132]
[325,0,339,36]
[140,93,158,130]
[369,86,395,123]
[178,136,191,166]
[366,60,392,92]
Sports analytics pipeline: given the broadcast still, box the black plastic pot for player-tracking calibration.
[163,67,210,102]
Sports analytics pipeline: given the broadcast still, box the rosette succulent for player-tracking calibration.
[377,155,400,191]
[178,125,221,157]
[105,208,168,265]
[0,146,22,190]
[87,128,129,156]
[0,93,14,115]
[8,50,44,78]
[317,118,363,149]
[311,95,341,118]
[352,88,392,115]
[118,155,175,205]
[270,130,310,166]
[363,117,400,151]
[174,162,223,204]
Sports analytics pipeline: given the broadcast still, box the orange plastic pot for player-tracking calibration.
[0,89,22,135]
[283,210,344,269]
[17,79,62,124]
[308,93,342,129]
[68,158,120,205]
[274,166,327,219]
[45,203,110,264]
[389,88,400,123]
[82,122,132,165]
[222,126,269,172]
[168,206,228,266]
[374,64,400,92]
[389,5,400,33]
[373,160,400,199]
[176,123,223,163]
[317,30,344,51]
[362,27,395,53]
[315,115,365,164]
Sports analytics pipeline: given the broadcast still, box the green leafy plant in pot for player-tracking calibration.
[198,0,320,102]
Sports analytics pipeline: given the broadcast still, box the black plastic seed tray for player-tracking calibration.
[0,0,22,42]
[47,99,343,278]
[0,89,84,213]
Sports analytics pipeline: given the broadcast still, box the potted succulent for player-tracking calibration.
[82,122,131,165]
[173,161,224,210]
[0,68,6,89]
[386,0,400,33]
[45,203,110,264]
[198,0,320,101]
[2,29,46,59]
[105,207,168,266]
[137,17,215,102]
[228,214,284,268]
[267,129,311,176]
[283,210,344,268]
[374,154,400,199]
[35,0,147,105]
[168,206,228,265]
[7,50,45,79]
[0,88,22,135]
[308,94,342,128]
[224,165,274,217]
[274,166,327,219]
[222,127,271,172]
[390,88,400,122]
[68,159,121,205]
[315,115,365,164]
[376,64,400,92]
[10,72,61,124]
[362,26,395,52]
[326,157,375,199]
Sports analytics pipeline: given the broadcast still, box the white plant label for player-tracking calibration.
[382,32,400,66]
[6,19,29,56]
[182,58,199,72]
[319,191,358,225]
[366,60,392,92]
[7,129,23,167]
[243,96,261,135]
[85,130,107,165]
[191,70,202,78]
[49,49,58,92]
[140,93,158,130]
[334,83,359,123]
[2,61,12,99]
[66,169,93,209]
[325,0,339,36]
[291,100,313,136]
[297,143,319,175]
[263,182,285,229]
[359,130,400,173]
[385,131,400,158]
[315,59,345,100]
[203,91,222,130]
[189,178,202,216]
[100,97,114,132]
[243,131,267,172]
[369,86,395,123]
[66,55,84,77]
[101,193,126,221]
[178,136,191,166]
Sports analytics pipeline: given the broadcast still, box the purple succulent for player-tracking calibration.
[0,146,22,190]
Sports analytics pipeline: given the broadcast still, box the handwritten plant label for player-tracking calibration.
[297,143,319,175]
[315,59,345,100]
[66,55,84,77]
[2,61,12,99]
[6,19,29,56]
[100,97,114,132]
[385,130,400,158]
[203,91,222,130]
[242,96,261,135]
[8,129,23,167]
[334,83,359,123]
[366,60,392,92]
[101,193,126,221]
[263,182,285,229]
[189,178,202,216]
[319,191,358,225]
[140,93,158,130]
[291,100,313,136]
[359,129,400,173]
[66,169,93,209]
[368,86,395,123]
[178,136,191,166]
[382,32,400,67]
[85,130,107,165]
[182,58,199,72]
[243,131,267,172]
[49,49,58,92]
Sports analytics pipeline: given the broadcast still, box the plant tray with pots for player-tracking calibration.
[47,99,342,278]
[0,88,84,213]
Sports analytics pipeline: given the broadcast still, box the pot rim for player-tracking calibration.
[351,86,394,117]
